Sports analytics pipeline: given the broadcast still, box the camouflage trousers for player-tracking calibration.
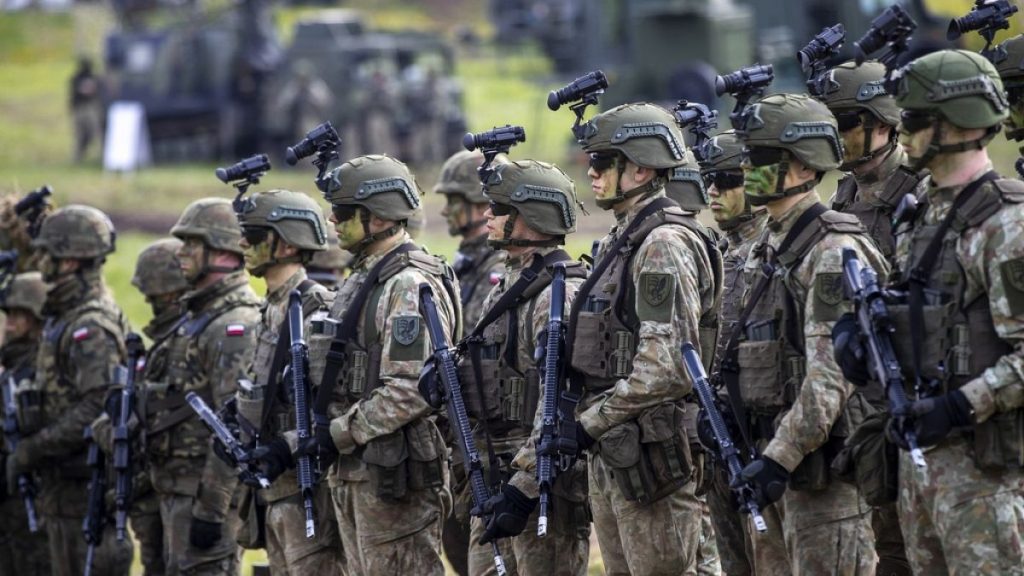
[706,462,753,575]
[0,497,51,576]
[897,434,1024,575]
[588,452,702,575]
[748,478,876,575]
[158,493,241,576]
[871,503,910,576]
[441,467,470,576]
[46,514,134,576]
[329,478,450,575]
[132,490,166,576]
[264,485,345,576]
[694,493,722,576]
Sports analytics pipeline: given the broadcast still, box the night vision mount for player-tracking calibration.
[854,4,918,93]
[716,64,774,127]
[285,121,342,194]
[547,70,609,141]
[463,125,526,184]
[15,185,52,239]
[672,100,719,163]
[799,23,846,97]
[216,154,271,213]
[948,0,1019,64]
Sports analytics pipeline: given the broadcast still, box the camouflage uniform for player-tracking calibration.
[880,50,1024,575]
[310,155,458,575]
[8,206,134,576]
[569,104,721,575]
[145,199,260,576]
[232,190,343,576]
[733,94,883,575]
[0,273,50,576]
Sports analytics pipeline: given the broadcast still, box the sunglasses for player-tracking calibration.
[1007,85,1024,106]
[588,152,620,173]
[743,147,785,168]
[900,110,936,134]
[331,203,359,223]
[241,226,269,246]
[488,201,512,216]
[834,110,864,132]
[703,171,745,190]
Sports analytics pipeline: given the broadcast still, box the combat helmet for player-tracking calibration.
[306,226,351,288]
[485,159,579,248]
[434,150,487,236]
[816,60,901,170]
[131,238,189,298]
[234,189,328,276]
[171,198,244,255]
[666,148,709,212]
[736,93,843,205]
[1,272,46,320]
[699,130,761,231]
[32,204,116,260]
[993,35,1024,140]
[894,49,1008,170]
[323,154,422,250]
[578,103,688,209]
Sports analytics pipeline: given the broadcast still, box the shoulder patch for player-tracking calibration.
[225,324,246,337]
[489,272,502,285]
[73,327,91,341]
[813,272,846,321]
[389,314,426,362]
[636,272,675,323]
[1000,257,1024,315]
[392,315,421,346]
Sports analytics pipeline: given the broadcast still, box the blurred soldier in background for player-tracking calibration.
[70,57,102,163]
[273,60,334,152]
[305,226,351,289]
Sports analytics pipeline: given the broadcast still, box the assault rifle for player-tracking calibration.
[83,426,106,576]
[418,284,508,576]
[185,392,271,489]
[681,343,768,533]
[535,263,577,537]
[3,374,39,532]
[841,249,926,468]
[287,290,317,538]
[112,333,144,541]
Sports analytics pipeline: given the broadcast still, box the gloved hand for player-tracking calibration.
[887,390,973,449]
[733,456,789,509]
[831,313,870,387]
[189,517,222,550]
[211,398,243,467]
[251,437,294,483]
[296,424,339,470]
[479,485,537,544]
[574,422,596,452]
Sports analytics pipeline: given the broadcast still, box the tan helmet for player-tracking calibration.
[32,204,116,260]
[235,189,328,253]
[1,272,46,319]
[665,148,708,211]
[485,159,578,248]
[698,130,745,173]
[817,60,901,125]
[433,150,487,203]
[131,237,189,297]
[171,198,244,255]
[579,103,688,169]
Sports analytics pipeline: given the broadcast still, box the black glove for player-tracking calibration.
[888,390,973,449]
[189,518,222,550]
[297,424,339,470]
[479,485,537,544]
[251,437,294,482]
[831,313,870,387]
[211,399,243,467]
[575,422,596,452]
[733,456,789,509]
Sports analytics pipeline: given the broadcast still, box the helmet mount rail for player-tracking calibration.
[672,100,719,163]
[15,185,52,239]
[285,121,342,194]
[948,0,1019,64]
[547,70,609,141]
[463,125,526,185]
[216,154,272,214]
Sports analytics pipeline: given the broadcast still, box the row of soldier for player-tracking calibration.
[3,22,1024,576]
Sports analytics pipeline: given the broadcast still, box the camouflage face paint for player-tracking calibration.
[742,163,780,201]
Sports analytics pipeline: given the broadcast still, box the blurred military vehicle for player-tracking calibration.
[102,3,466,164]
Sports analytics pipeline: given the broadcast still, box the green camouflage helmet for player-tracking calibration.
[171,198,244,255]
[894,49,1008,129]
[32,204,116,259]
[698,130,745,173]
[736,93,844,172]
[323,154,422,222]
[579,103,688,169]
[666,148,709,211]
[235,189,328,252]
[995,34,1024,90]
[817,60,901,125]
[433,150,487,203]
[486,160,578,240]
[131,238,189,297]
[1,272,46,319]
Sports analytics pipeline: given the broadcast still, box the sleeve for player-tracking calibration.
[958,204,1024,421]
[762,235,890,472]
[577,227,711,440]
[330,271,457,453]
[192,306,258,522]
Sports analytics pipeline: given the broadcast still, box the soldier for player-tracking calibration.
[305,227,351,289]
[835,49,1024,574]
[698,130,769,576]
[449,159,591,575]
[567,103,721,575]
[144,198,260,576]
[727,94,883,575]
[5,205,134,576]
[816,60,916,576]
[228,189,343,575]
[297,154,459,575]
[0,272,50,576]
[994,34,1024,174]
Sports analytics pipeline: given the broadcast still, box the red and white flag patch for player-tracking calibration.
[225,324,246,337]
[489,272,502,285]
[72,327,91,341]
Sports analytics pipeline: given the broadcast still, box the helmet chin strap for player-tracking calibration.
[595,153,665,210]
[486,207,562,249]
[839,116,898,172]
[351,209,403,252]
[247,234,304,278]
[747,151,822,207]
[908,118,1001,173]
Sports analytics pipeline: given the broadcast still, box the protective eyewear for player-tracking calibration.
[588,152,619,173]
[743,147,785,168]
[834,110,864,132]
[241,226,269,246]
[488,201,512,216]
[331,203,359,223]
[703,171,745,190]
[899,110,936,134]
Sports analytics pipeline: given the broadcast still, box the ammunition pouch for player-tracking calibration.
[236,486,267,550]
[14,381,44,434]
[971,409,1024,471]
[832,411,898,506]
[789,435,845,492]
[735,339,791,410]
[573,306,634,392]
[598,404,692,504]
[363,418,445,501]
[682,401,712,496]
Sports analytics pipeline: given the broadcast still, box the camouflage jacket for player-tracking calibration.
[452,233,505,331]
[145,272,259,522]
[713,210,768,372]
[744,193,889,473]
[0,337,37,528]
[894,162,1024,422]
[576,190,719,439]
[316,232,459,482]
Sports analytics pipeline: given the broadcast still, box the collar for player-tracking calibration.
[505,246,560,275]
[0,337,37,370]
[144,305,185,341]
[727,210,768,248]
[351,231,413,274]
[266,268,309,306]
[43,268,105,315]
[458,233,491,255]
[767,193,821,235]
[181,271,250,313]
[926,161,994,212]
[612,188,667,230]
